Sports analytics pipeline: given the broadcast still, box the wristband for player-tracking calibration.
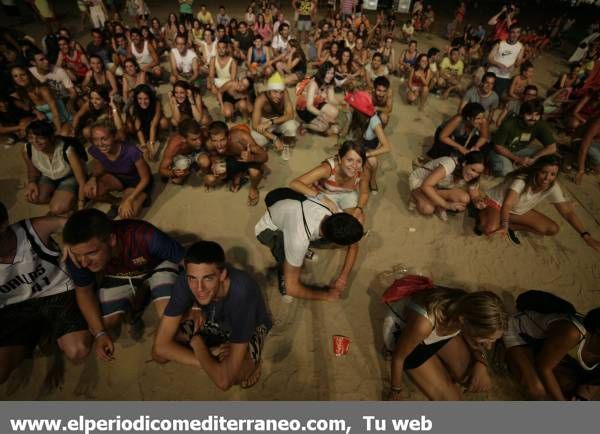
[580,231,590,239]
[390,386,403,392]
[94,330,107,339]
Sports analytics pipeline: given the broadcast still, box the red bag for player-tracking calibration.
[381,275,434,303]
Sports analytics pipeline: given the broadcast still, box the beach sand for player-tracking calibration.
[0,2,598,401]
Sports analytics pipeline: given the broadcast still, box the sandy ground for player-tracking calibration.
[0,2,599,401]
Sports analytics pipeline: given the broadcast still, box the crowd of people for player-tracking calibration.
[0,0,599,401]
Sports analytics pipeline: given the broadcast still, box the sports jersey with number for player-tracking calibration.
[0,220,73,308]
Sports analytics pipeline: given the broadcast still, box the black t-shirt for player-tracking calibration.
[236,30,255,53]
[164,266,272,343]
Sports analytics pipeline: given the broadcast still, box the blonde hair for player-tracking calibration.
[414,287,508,337]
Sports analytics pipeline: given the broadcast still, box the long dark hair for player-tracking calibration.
[455,150,485,184]
[289,39,306,64]
[349,110,370,141]
[131,84,157,128]
[88,86,110,119]
[506,154,561,191]
[314,61,334,87]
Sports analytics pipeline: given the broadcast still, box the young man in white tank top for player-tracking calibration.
[0,201,91,385]
[208,38,237,94]
[487,24,524,98]
[169,34,200,85]
[128,28,163,80]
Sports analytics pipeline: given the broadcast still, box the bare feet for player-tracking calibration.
[247,187,260,206]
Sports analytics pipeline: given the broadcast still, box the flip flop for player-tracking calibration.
[240,362,261,389]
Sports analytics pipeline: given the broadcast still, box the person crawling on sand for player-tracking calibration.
[255,188,364,301]
[153,241,271,390]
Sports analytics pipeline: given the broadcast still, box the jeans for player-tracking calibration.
[489,147,537,177]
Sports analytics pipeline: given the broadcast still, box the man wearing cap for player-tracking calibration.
[251,72,299,151]
[200,121,268,206]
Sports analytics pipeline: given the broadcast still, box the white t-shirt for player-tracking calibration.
[409,156,466,191]
[271,34,290,54]
[363,114,382,141]
[486,178,568,215]
[29,66,74,98]
[487,40,523,79]
[254,198,332,267]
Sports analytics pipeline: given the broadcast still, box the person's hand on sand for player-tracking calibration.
[95,334,115,362]
[387,388,404,401]
[466,362,492,393]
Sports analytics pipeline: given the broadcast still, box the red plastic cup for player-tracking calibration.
[332,335,351,357]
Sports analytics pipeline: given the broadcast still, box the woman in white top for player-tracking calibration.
[384,284,507,400]
[478,155,600,249]
[21,121,87,215]
[505,291,600,400]
[199,28,218,66]
[409,151,485,220]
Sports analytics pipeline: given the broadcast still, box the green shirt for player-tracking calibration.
[179,0,193,14]
[494,117,555,153]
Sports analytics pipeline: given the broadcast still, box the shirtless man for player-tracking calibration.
[217,77,254,122]
[158,118,206,185]
[200,121,268,206]
[251,72,299,150]
[371,76,393,128]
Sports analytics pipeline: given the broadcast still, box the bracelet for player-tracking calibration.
[390,385,403,392]
[580,231,591,239]
[93,330,107,339]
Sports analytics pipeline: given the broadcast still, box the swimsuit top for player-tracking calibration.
[251,47,267,65]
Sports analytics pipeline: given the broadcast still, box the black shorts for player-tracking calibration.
[297,102,325,123]
[0,291,88,348]
[404,339,452,370]
[225,157,260,180]
[222,93,243,106]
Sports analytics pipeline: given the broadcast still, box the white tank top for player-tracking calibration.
[488,40,523,78]
[171,48,197,74]
[215,56,233,80]
[0,220,73,308]
[131,40,152,66]
[201,40,217,62]
[26,139,73,180]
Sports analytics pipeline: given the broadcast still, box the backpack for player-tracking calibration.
[264,187,330,240]
[265,187,306,208]
[26,136,88,163]
[516,290,576,316]
[382,275,434,304]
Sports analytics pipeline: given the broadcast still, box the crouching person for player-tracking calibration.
[255,188,365,301]
[0,201,91,384]
[153,241,271,390]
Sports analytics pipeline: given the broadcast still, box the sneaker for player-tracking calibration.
[508,229,521,245]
